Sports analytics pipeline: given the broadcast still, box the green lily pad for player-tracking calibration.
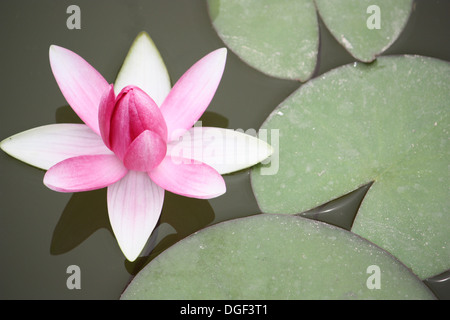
[315,0,413,62]
[121,214,435,299]
[251,56,449,280]
[207,0,319,81]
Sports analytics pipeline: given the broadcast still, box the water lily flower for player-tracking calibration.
[0,32,273,261]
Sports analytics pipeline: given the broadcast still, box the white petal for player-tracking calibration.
[1,124,112,170]
[107,171,165,262]
[167,127,273,175]
[114,31,171,107]
[160,48,227,141]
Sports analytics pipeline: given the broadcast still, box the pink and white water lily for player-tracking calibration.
[0,32,272,261]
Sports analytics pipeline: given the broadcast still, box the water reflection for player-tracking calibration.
[50,188,110,255]
[51,104,373,274]
[55,105,83,124]
[126,192,216,274]
[49,180,217,275]
[51,106,226,275]
[423,270,450,300]
[299,182,374,231]
[50,106,448,298]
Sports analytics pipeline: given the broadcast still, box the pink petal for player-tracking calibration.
[98,84,116,149]
[49,45,109,135]
[110,86,167,160]
[148,156,226,199]
[0,124,112,170]
[160,48,227,141]
[123,130,167,172]
[44,154,128,192]
[114,31,171,107]
[107,170,164,261]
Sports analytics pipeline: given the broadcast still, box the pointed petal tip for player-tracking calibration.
[1,124,113,171]
[211,47,228,65]
[217,47,228,56]
[49,44,58,52]
[43,172,70,193]
[114,30,171,105]
[0,136,16,159]
[0,136,9,150]
[135,32,165,54]
[160,47,228,140]
[49,44,109,135]
[121,246,141,262]
[107,171,164,262]
[136,31,151,40]
[262,139,274,157]
[49,44,67,59]
[0,132,37,165]
[208,178,226,199]
[43,154,128,193]
[133,31,158,50]
[49,45,61,62]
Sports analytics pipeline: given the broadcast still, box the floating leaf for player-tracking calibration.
[315,0,413,62]
[121,214,435,299]
[207,0,319,81]
[251,56,449,279]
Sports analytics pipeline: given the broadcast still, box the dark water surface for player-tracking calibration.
[0,0,448,299]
